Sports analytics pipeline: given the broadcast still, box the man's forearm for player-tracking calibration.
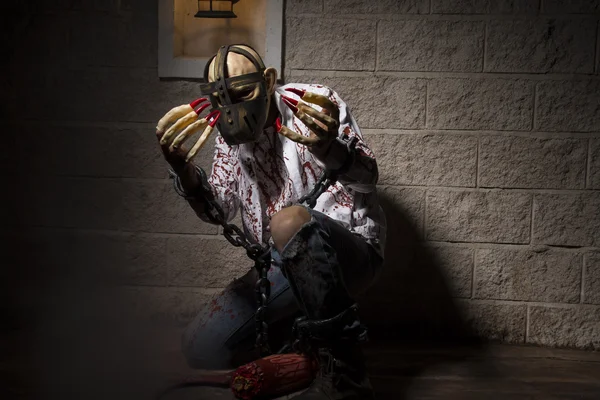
[177,162,201,191]
[176,163,211,219]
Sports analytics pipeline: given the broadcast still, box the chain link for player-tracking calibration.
[169,135,357,357]
[170,167,276,355]
[200,187,274,355]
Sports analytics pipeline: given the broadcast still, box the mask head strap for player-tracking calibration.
[228,46,265,72]
[199,44,266,104]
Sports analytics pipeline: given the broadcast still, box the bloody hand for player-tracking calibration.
[155,98,221,172]
[275,88,340,150]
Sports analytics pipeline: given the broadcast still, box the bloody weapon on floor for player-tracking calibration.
[157,352,317,400]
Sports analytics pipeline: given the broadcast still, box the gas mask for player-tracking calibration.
[199,45,270,146]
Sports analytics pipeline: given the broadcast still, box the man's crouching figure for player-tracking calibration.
[155,44,386,399]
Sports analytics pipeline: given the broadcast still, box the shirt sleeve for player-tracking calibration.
[309,87,379,194]
[193,134,241,224]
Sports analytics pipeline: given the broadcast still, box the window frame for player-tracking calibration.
[158,0,283,78]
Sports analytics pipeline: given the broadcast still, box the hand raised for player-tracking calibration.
[155,98,220,173]
[275,88,340,150]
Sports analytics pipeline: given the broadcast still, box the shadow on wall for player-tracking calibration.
[354,190,491,399]
[1,186,493,400]
[357,189,478,343]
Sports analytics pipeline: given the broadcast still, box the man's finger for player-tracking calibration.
[296,110,331,139]
[284,88,339,121]
[156,98,207,134]
[276,124,320,145]
[185,110,221,162]
[161,111,198,146]
[298,103,339,132]
[156,104,193,134]
[171,118,209,150]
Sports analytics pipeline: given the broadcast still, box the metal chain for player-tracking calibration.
[205,200,273,355]
[298,171,336,209]
[171,168,277,356]
[299,135,358,209]
[169,136,357,356]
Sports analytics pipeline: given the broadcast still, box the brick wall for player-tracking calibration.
[284,0,600,350]
[2,0,599,351]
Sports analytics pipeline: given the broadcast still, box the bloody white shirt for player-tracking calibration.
[202,83,387,258]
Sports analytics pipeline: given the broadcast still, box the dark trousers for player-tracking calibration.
[181,207,383,369]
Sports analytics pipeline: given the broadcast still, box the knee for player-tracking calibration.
[270,206,311,252]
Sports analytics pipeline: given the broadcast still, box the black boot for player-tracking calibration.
[292,305,375,400]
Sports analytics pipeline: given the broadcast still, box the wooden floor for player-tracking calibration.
[3,330,600,400]
[364,341,600,400]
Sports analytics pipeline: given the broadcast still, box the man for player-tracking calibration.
[155,44,386,399]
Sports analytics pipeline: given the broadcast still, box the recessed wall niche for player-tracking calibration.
[158,0,283,78]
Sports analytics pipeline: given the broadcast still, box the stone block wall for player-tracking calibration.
[1,0,599,350]
[284,0,600,350]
